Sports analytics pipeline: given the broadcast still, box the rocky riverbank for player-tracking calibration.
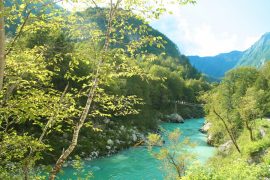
[59,119,148,167]
[61,114,189,167]
[199,121,214,145]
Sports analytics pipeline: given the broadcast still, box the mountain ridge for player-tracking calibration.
[188,50,243,79]
[188,32,270,79]
[235,32,270,67]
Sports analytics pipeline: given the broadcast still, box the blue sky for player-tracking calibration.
[150,0,270,56]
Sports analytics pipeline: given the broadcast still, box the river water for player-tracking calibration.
[59,118,215,179]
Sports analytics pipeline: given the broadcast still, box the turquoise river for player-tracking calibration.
[59,118,215,179]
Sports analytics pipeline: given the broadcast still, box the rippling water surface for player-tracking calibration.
[60,118,215,179]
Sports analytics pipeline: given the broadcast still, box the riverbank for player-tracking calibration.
[59,115,199,168]
[57,113,194,167]
[56,118,215,179]
[182,118,270,179]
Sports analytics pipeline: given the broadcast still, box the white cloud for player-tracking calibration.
[151,10,261,56]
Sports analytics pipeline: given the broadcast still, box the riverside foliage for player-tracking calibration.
[149,62,270,179]
[183,62,270,179]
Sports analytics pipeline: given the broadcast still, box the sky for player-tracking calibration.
[150,0,270,56]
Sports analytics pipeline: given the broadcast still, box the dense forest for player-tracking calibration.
[0,0,270,180]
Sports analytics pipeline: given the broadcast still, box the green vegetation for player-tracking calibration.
[181,62,270,179]
[148,129,196,179]
[149,62,270,179]
[183,119,270,179]
[0,0,208,179]
[2,0,269,179]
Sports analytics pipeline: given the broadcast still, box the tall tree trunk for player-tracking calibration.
[0,0,5,90]
[245,121,254,141]
[49,77,98,180]
[213,109,241,154]
[49,1,122,179]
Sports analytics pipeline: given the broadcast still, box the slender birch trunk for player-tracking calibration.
[0,0,5,90]
[49,1,122,179]
[213,109,241,154]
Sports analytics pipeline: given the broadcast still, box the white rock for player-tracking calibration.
[120,126,125,131]
[107,139,114,145]
[260,127,266,138]
[166,113,184,123]
[132,134,137,142]
[207,134,213,145]
[104,118,110,124]
[218,140,233,153]
[85,157,92,161]
[91,151,99,157]
[200,122,212,133]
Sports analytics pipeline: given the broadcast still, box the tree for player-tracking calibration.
[238,88,265,141]
[203,68,260,153]
[203,82,242,153]
[0,0,69,90]
[0,1,80,179]
[0,0,5,90]
[147,129,196,179]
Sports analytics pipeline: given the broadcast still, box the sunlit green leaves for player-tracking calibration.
[147,129,197,179]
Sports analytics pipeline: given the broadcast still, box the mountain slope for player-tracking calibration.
[189,32,270,79]
[79,8,199,79]
[188,51,243,79]
[80,8,181,58]
[236,32,270,67]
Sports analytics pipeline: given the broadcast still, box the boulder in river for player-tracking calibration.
[207,134,214,145]
[199,122,212,134]
[163,113,184,123]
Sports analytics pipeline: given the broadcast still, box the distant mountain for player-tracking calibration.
[188,51,243,79]
[236,32,270,68]
[188,32,270,79]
